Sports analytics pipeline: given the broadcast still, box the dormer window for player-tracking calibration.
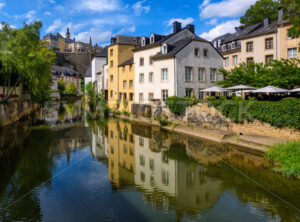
[162,44,167,54]
[231,42,235,49]
[141,37,146,47]
[218,39,221,47]
[222,44,226,51]
[150,34,155,44]
[214,41,217,48]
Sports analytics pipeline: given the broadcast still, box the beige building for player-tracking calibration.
[43,28,75,52]
[68,41,92,53]
[213,9,300,70]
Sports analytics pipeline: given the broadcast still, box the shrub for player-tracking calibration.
[123,99,128,109]
[209,99,300,128]
[113,110,121,116]
[266,141,300,178]
[165,96,199,116]
[66,82,77,95]
[155,115,171,126]
[123,111,130,117]
[206,96,216,101]
[116,99,121,110]
[57,79,65,94]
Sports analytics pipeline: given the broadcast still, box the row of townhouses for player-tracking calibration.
[85,9,300,112]
[213,8,300,70]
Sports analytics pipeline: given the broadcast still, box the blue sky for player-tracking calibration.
[0,0,259,46]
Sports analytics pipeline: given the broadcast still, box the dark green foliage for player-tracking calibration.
[65,82,77,95]
[266,141,300,178]
[57,79,65,94]
[217,59,300,89]
[281,0,300,40]
[240,0,280,26]
[155,115,171,126]
[209,98,300,128]
[165,96,199,116]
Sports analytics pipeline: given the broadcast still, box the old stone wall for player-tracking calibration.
[0,100,38,127]
[152,102,300,140]
[131,103,151,117]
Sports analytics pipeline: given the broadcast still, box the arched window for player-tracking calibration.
[150,34,155,44]
[141,37,146,47]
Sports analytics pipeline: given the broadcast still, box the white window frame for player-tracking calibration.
[150,34,155,44]
[198,68,205,82]
[210,68,217,83]
[185,67,193,82]
[162,44,167,54]
[141,37,146,47]
[162,90,168,101]
[233,55,238,66]
[288,48,297,58]
[139,73,144,83]
[161,68,168,82]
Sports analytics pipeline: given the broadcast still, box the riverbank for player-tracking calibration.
[113,114,284,153]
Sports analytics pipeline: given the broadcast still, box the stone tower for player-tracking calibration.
[66,28,70,39]
[90,36,92,46]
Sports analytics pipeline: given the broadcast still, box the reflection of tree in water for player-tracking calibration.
[65,102,76,115]
[0,129,54,222]
[58,103,66,123]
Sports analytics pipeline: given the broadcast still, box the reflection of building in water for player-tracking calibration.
[107,120,136,187]
[91,126,108,160]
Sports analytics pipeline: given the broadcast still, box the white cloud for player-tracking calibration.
[200,19,240,40]
[117,26,136,35]
[24,10,36,23]
[54,5,65,11]
[0,2,5,10]
[199,0,258,19]
[76,0,120,12]
[49,0,55,3]
[205,18,218,25]
[46,19,62,33]
[167,17,194,27]
[132,0,150,16]
[75,28,112,44]
[44,11,51,16]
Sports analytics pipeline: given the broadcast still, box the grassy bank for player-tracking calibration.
[266,141,300,178]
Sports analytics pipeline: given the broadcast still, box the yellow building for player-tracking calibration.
[42,28,75,52]
[107,120,136,187]
[118,58,135,112]
[107,35,140,111]
[278,24,300,60]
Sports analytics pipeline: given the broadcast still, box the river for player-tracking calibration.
[0,101,299,222]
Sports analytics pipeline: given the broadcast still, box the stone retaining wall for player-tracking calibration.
[0,100,37,127]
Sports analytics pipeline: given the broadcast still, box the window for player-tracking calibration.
[185,67,193,82]
[247,57,254,64]
[149,159,154,170]
[123,144,127,153]
[140,57,144,66]
[198,68,205,82]
[110,60,113,67]
[149,93,154,101]
[139,137,144,146]
[130,146,134,155]
[162,170,169,185]
[162,44,167,54]
[214,41,217,48]
[122,66,125,72]
[129,93,134,101]
[210,69,216,82]
[140,155,145,166]
[162,90,168,101]
[288,48,297,58]
[110,90,113,98]
[111,146,114,154]
[123,80,127,89]
[123,93,127,100]
[222,45,226,51]
[186,171,195,187]
[231,42,235,49]
[194,48,200,57]
[141,37,146,46]
[233,55,238,66]
[161,68,168,81]
[224,57,229,66]
[110,49,113,56]
[149,72,153,83]
[119,93,122,100]
[203,49,208,57]
[185,89,193,97]
[265,55,273,64]
[198,89,204,99]
[139,93,143,102]
[129,65,133,71]
[129,80,133,88]
[139,73,144,83]
[149,57,153,65]
[140,172,145,182]
[265,38,273,49]
[150,34,155,44]
[246,42,253,52]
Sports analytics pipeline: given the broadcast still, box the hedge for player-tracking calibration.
[165,96,199,116]
[208,98,300,129]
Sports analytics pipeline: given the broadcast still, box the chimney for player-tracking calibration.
[278,7,284,21]
[173,21,182,33]
[264,18,271,26]
[186,24,195,34]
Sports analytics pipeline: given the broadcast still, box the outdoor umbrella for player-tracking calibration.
[290,88,300,92]
[226,85,257,91]
[251,86,289,93]
[200,86,228,92]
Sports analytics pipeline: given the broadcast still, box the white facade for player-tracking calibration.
[91,57,107,93]
[103,64,108,91]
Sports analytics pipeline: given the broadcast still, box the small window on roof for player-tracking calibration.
[141,37,146,47]
[162,44,167,54]
[231,42,235,49]
[150,34,155,44]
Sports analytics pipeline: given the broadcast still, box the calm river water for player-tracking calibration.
[0,101,299,222]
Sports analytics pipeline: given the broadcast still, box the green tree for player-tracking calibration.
[65,82,77,95]
[240,0,280,26]
[0,21,56,103]
[217,59,300,89]
[281,0,300,39]
[57,78,65,94]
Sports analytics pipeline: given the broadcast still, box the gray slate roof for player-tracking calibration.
[95,46,108,58]
[118,57,134,66]
[111,35,140,45]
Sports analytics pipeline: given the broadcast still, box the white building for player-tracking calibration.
[134,22,224,103]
